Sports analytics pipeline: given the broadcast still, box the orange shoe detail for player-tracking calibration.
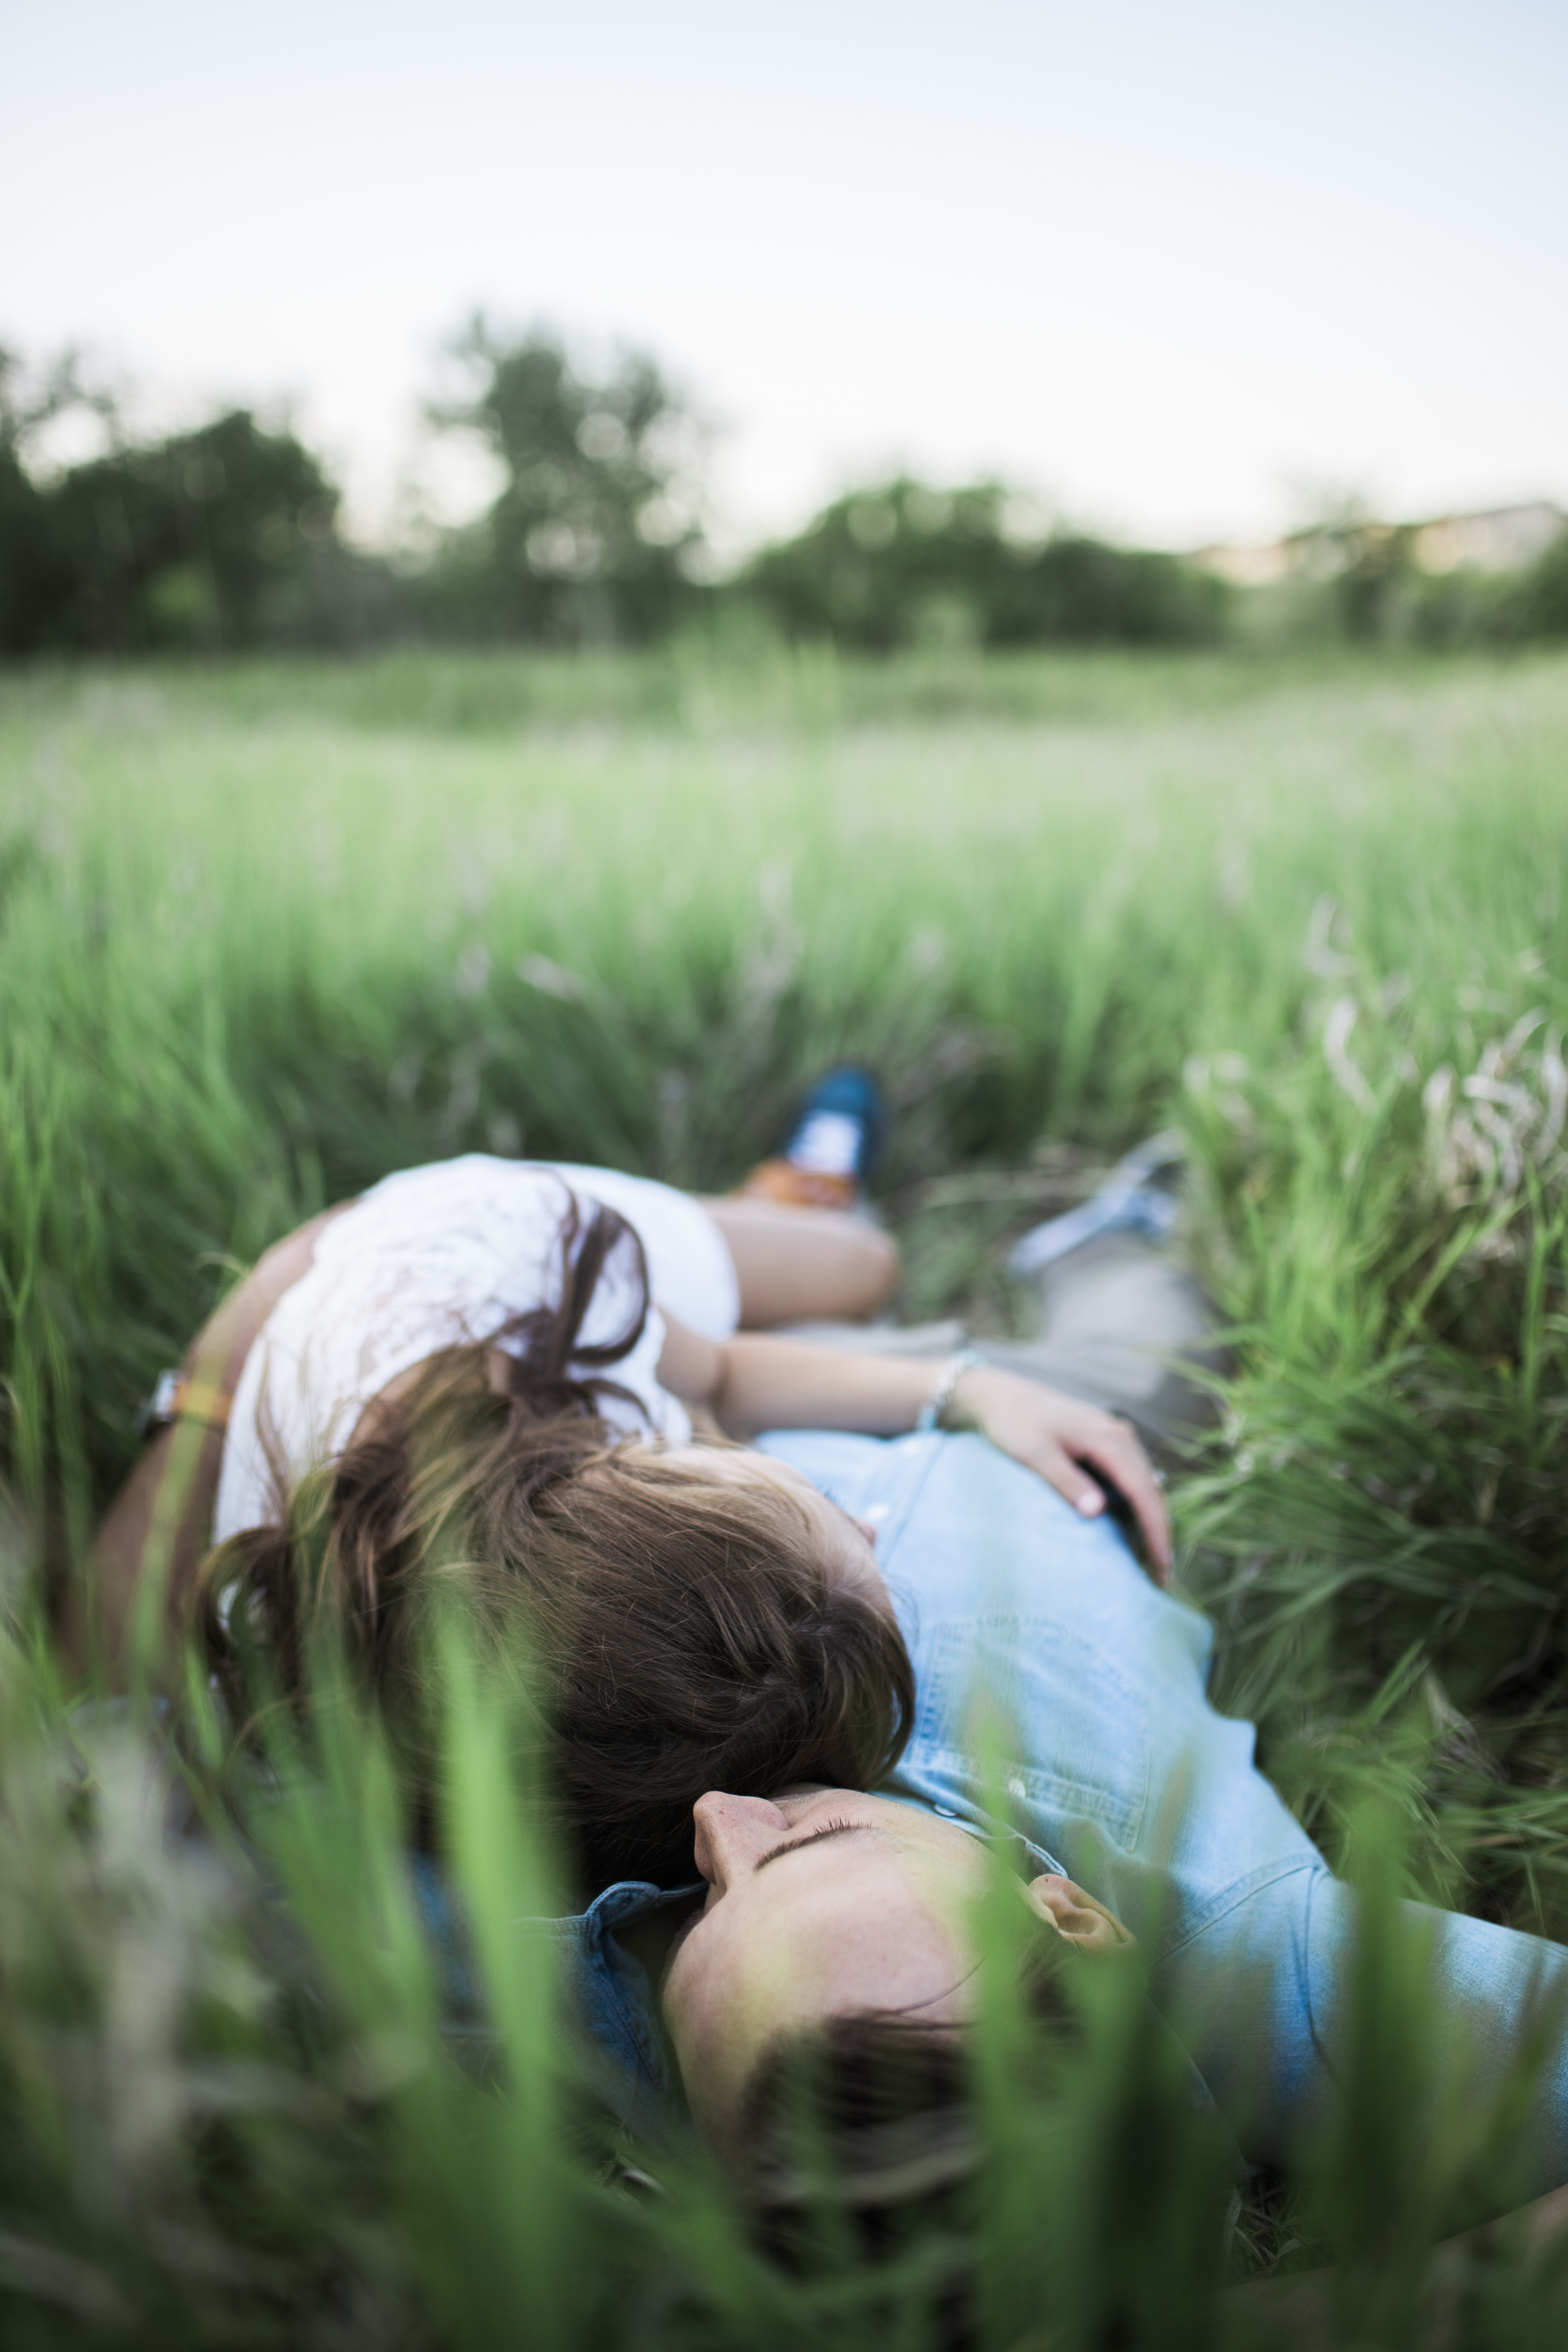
[733,1160,860,1212]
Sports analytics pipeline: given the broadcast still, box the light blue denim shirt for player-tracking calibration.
[444,1430,1568,2185]
[761,1430,1568,2183]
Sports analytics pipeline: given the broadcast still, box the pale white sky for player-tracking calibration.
[3,0,1564,554]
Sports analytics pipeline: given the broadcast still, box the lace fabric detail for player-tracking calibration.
[214,1158,739,1541]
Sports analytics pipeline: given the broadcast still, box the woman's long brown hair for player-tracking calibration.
[195,1192,915,1890]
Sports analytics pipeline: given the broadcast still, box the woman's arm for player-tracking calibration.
[83,1202,357,1673]
[656,1319,1172,1581]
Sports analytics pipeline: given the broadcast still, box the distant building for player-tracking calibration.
[1195,539,1295,588]
[1195,501,1566,586]
[1409,502,1566,575]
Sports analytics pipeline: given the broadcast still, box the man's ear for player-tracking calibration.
[1026,1873,1135,1955]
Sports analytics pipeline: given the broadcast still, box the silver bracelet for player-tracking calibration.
[915,1348,983,1434]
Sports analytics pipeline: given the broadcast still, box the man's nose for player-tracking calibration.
[691,1791,789,1887]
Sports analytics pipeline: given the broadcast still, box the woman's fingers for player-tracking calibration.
[1066,1416,1172,1584]
[960,1367,1174,1587]
[1034,1436,1110,1523]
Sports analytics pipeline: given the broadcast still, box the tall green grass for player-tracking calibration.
[3,646,1568,2339]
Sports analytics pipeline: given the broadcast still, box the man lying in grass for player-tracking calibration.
[634,1422,1568,2217]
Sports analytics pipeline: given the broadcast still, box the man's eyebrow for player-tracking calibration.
[753,1821,884,1872]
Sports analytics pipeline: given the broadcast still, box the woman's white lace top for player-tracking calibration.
[213,1157,739,1542]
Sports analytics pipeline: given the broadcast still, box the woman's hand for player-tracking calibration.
[947,1365,1172,1584]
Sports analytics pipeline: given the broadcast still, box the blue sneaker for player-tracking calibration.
[738,1065,889,1209]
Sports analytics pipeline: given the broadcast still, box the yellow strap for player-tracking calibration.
[171,1377,232,1433]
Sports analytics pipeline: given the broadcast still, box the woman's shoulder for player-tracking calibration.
[356,1155,681,1221]
[361,1152,557,1202]
[304,1157,573,1278]
[343,1154,570,1226]
[537,1162,683,1212]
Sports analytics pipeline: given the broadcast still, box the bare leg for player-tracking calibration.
[700,1197,901,1328]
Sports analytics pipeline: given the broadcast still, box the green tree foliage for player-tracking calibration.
[0,348,103,653]
[1506,526,1568,642]
[0,353,381,655]
[43,412,346,652]
[0,443,61,654]
[420,322,706,647]
[743,476,1231,651]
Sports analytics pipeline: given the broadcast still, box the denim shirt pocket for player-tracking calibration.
[909,1614,1153,1852]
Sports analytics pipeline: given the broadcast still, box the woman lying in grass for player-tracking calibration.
[92,1075,1168,1885]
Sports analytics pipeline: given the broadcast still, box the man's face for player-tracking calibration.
[659,1784,1131,2150]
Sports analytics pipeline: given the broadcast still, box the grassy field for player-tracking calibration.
[3,645,1568,2343]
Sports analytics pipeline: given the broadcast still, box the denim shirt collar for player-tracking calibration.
[412,1855,701,2141]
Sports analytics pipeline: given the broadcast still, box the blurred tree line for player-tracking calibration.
[1,329,1565,658]
[740,477,1227,650]
[0,351,396,654]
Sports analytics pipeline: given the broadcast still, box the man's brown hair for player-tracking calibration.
[739,1953,1082,2318]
